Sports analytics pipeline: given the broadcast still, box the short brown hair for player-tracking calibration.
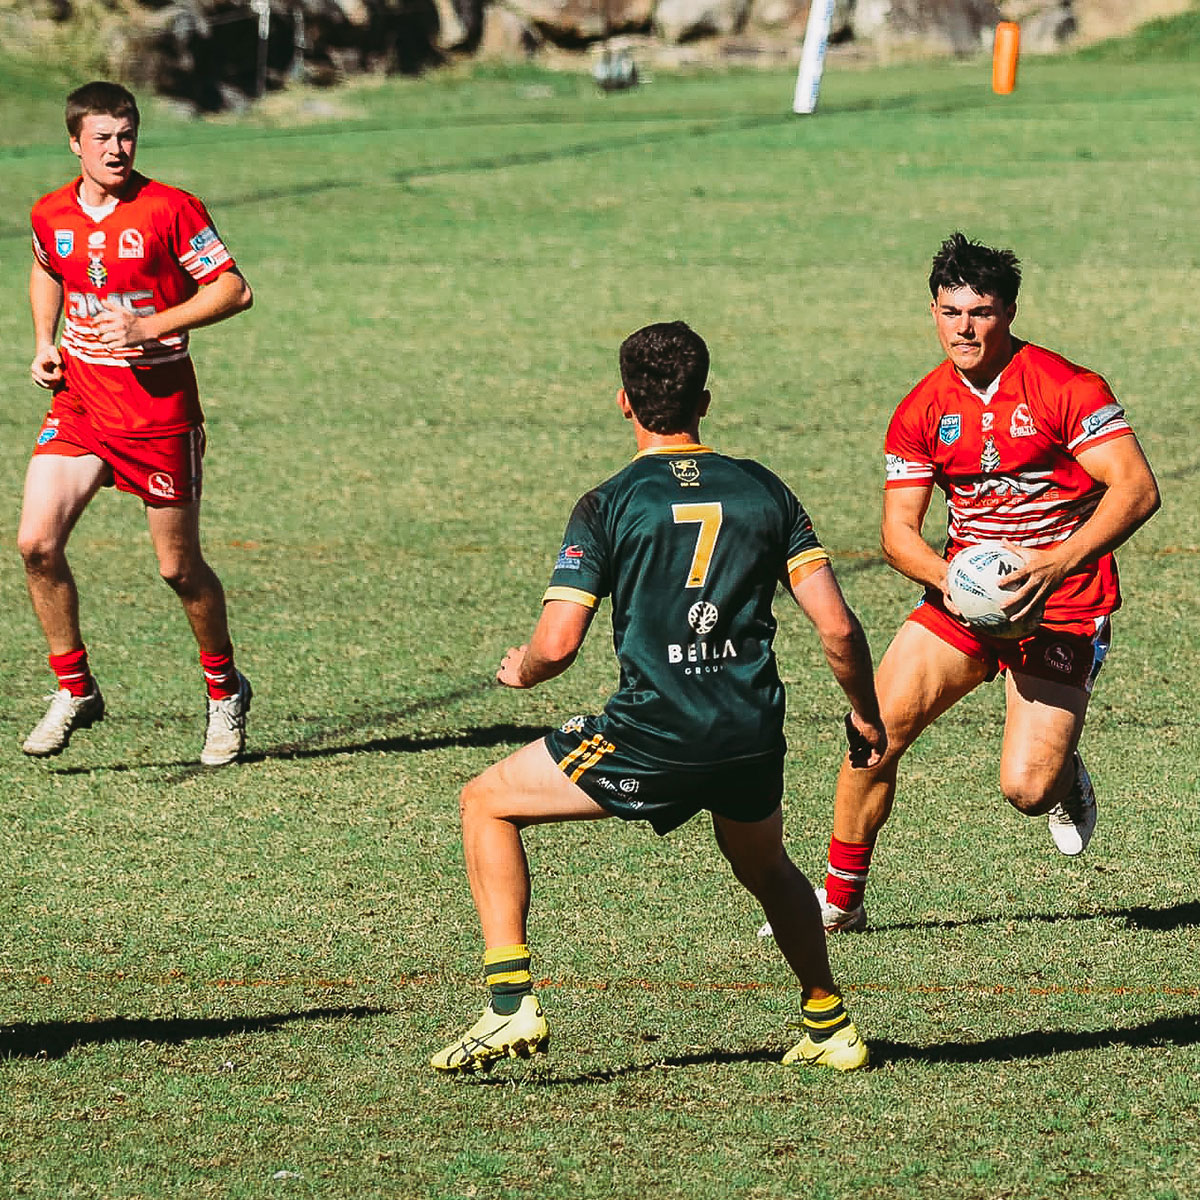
[66,81,139,139]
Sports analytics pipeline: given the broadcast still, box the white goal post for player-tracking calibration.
[792,0,837,114]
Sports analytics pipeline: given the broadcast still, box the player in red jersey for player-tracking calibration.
[815,233,1160,932]
[17,81,254,765]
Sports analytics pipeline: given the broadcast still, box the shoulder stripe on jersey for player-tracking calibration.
[543,586,599,608]
[1067,420,1132,454]
[885,454,934,484]
[787,548,831,579]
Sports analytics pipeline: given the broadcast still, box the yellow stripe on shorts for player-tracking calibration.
[557,733,616,783]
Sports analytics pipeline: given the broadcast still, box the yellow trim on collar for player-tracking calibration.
[633,443,714,460]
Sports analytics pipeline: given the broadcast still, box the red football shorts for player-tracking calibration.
[910,593,1111,693]
[33,401,204,507]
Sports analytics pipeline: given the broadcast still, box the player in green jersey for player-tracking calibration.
[431,321,886,1075]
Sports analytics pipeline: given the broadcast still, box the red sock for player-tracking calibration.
[49,647,94,697]
[825,836,874,911]
[200,645,239,700]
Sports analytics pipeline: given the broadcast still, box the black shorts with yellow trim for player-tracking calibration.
[542,714,784,836]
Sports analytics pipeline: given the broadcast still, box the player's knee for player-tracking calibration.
[1000,774,1056,816]
[158,562,190,594]
[159,556,213,597]
[459,774,491,826]
[17,529,66,574]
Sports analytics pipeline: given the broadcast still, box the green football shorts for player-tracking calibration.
[543,714,784,836]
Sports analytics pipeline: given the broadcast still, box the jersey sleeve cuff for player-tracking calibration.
[787,548,831,581]
[542,585,600,609]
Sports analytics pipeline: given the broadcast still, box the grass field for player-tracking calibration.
[1,27,1198,1200]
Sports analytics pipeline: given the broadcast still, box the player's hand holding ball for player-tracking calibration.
[945,541,1048,638]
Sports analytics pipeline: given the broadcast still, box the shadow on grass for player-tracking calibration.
[46,721,548,781]
[873,1011,1200,1067]
[0,1005,386,1061]
[157,721,552,784]
[467,1012,1200,1084]
[42,673,547,780]
[875,899,1200,934]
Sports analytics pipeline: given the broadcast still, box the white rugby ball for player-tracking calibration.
[945,542,1041,638]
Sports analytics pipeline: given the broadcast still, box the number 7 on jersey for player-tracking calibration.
[672,502,723,588]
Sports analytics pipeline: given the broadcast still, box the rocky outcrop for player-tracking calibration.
[655,0,752,42]
[0,0,1191,110]
[504,0,654,45]
[850,0,1002,54]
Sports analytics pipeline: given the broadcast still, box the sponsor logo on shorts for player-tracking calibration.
[37,427,58,446]
[1044,642,1075,674]
[938,414,961,446]
[148,471,176,499]
[55,230,74,256]
[560,715,587,735]
[670,458,701,487]
[619,778,639,794]
[1010,403,1036,438]
[555,544,584,571]
[118,229,145,259]
[687,601,719,635]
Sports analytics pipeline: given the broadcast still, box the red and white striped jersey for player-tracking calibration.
[30,173,235,434]
[884,340,1134,622]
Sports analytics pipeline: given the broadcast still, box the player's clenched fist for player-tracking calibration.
[497,645,530,688]
[30,343,64,389]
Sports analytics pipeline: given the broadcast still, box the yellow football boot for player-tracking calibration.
[431,994,549,1073]
[783,1021,869,1072]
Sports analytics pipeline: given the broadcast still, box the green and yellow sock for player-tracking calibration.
[802,992,851,1044]
[484,944,533,1016]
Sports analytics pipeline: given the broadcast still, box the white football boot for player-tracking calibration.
[758,886,868,939]
[1046,752,1097,856]
[814,885,869,933]
[22,687,105,756]
[201,671,252,766]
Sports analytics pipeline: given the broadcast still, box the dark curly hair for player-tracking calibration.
[618,321,709,435]
[929,232,1021,307]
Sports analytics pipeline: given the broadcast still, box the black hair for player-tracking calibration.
[929,232,1021,306]
[618,321,710,434]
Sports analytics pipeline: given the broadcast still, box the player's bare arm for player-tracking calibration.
[790,563,886,766]
[497,599,596,689]
[93,268,253,351]
[29,260,65,388]
[1000,433,1161,621]
[880,484,953,595]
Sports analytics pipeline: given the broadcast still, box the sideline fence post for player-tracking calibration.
[992,21,1020,95]
[792,0,837,114]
